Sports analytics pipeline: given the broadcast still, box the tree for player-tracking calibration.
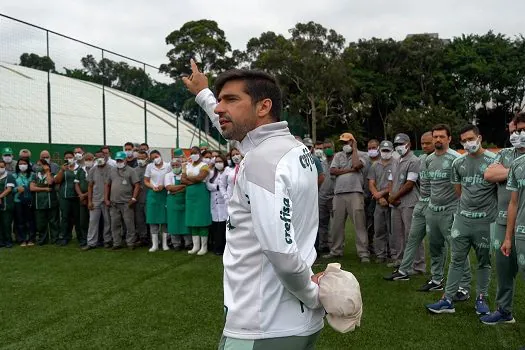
[19,53,55,72]
[160,20,234,78]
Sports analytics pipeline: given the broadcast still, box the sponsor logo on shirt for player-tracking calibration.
[299,148,315,172]
[516,225,525,234]
[461,174,488,185]
[459,210,487,219]
[280,197,293,244]
[428,170,449,179]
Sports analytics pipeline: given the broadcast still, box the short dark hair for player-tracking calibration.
[514,112,525,126]
[137,150,148,156]
[64,151,74,157]
[149,150,160,157]
[368,139,379,145]
[315,141,324,147]
[459,124,480,136]
[201,150,212,158]
[74,146,84,151]
[431,123,452,137]
[215,69,282,122]
[100,145,110,151]
[124,142,134,148]
[140,143,149,148]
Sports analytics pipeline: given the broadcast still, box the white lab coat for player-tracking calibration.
[220,166,235,202]
[206,169,228,222]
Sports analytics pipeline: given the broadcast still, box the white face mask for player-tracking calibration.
[0,168,5,174]
[153,157,162,165]
[380,151,393,160]
[43,157,51,164]
[125,150,133,158]
[368,149,379,158]
[137,159,147,167]
[215,162,225,171]
[19,164,28,172]
[116,162,126,169]
[202,158,211,164]
[314,149,325,159]
[343,145,353,154]
[395,144,408,157]
[133,151,139,159]
[173,166,182,175]
[3,156,12,163]
[510,132,521,148]
[232,155,242,164]
[66,158,75,165]
[462,137,481,154]
[190,154,200,163]
[96,158,106,166]
[74,153,83,160]
[84,161,94,168]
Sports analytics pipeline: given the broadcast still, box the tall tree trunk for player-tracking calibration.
[309,96,317,142]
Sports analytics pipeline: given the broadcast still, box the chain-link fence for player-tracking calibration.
[0,13,223,152]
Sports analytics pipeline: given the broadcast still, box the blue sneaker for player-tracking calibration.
[480,308,516,325]
[426,297,455,314]
[475,294,490,315]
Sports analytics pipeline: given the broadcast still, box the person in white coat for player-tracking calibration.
[220,148,242,203]
[207,154,229,255]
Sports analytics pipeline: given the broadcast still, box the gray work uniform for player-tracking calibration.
[86,165,111,247]
[329,151,368,258]
[367,159,393,259]
[106,165,140,247]
[389,151,425,271]
[134,165,148,241]
[318,158,335,250]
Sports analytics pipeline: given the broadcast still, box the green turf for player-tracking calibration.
[1,228,524,350]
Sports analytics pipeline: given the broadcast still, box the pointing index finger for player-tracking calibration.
[190,59,200,74]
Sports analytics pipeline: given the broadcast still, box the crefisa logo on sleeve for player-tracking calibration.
[280,197,293,244]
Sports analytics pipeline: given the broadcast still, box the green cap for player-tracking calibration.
[115,151,127,161]
[324,148,334,157]
[173,148,184,157]
[2,147,13,156]
[199,141,209,148]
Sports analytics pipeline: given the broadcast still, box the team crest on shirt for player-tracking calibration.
[518,254,525,266]
[479,163,488,173]
[451,228,460,239]
[442,160,450,168]
[493,239,501,250]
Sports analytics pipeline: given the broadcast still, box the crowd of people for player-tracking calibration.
[0,141,243,256]
[311,115,525,326]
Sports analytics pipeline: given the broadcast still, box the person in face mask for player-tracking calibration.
[426,124,497,317]
[303,138,325,187]
[101,146,117,168]
[144,150,171,252]
[481,114,525,324]
[54,151,80,246]
[363,139,380,257]
[139,143,150,154]
[105,151,141,250]
[165,149,191,251]
[201,150,214,168]
[325,132,368,262]
[220,148,239,205]
[83,151,112,250]
[38,150,59,174]
[2,147,16,172]
[133,151,150,247]
[73,147,85,165]
[13,157,36,246]
[386,131,436,281]
[73,152,94,247]
[182,146,212,255]
[387,133,423,270]
[30,158,59,246]
[123,142,138,168]
[0,160,15,248]
[199,141,210,154]
[207,154,228,255]
[367,141,395,264]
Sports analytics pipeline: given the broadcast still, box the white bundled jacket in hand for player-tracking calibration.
[319,263,362,333]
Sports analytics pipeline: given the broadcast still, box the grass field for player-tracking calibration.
[1,228,525,350]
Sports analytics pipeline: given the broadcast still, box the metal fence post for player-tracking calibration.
[143,63,147,144]
[102,49,107,145]
[46,30,52,145]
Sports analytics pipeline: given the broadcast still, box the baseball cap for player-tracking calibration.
[173,148,184,157]
[318,263,362,333]
[2,147,13,156]
[379,141,393,151]
[114,151,127,161]
[303,137,314,147]
[393,133,410,145]
[339,133,355,142]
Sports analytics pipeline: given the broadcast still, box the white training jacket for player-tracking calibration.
[196,88,324,339]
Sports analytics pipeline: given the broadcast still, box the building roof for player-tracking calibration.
[0,62,220,149]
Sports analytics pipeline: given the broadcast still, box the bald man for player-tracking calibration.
[385,131,436,281]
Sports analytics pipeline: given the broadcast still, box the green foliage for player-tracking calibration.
[19,53,55,72]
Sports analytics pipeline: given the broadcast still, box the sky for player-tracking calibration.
[1,0,524,83]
